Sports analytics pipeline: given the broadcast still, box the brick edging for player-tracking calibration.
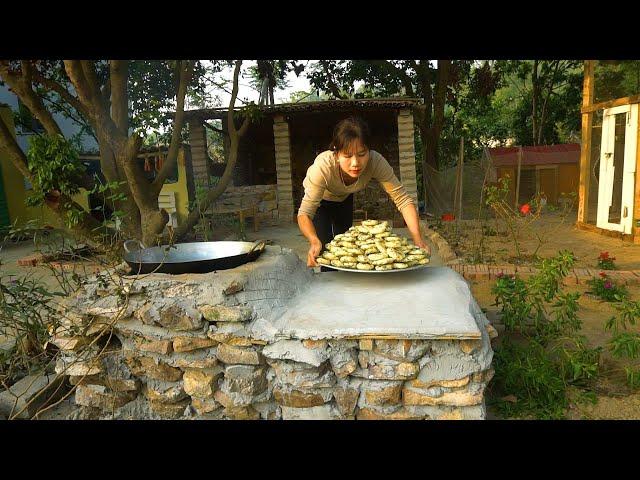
[449,263,640,285]
[421,221,458,264]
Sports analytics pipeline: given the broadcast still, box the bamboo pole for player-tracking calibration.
[515,146,523,208]
[458,137,464,220]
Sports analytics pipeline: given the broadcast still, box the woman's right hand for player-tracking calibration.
[307,238,323,267]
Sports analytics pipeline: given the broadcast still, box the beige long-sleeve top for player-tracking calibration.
[297,150,416,219]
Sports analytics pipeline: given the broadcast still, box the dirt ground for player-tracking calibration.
[432,209,640,270]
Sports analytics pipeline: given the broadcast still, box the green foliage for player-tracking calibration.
[596,251,617,270]
[489,251,603,419]
[25,134,86,207]
[594,61,640,103]
[586,274,628,302]
[0,272,63,384]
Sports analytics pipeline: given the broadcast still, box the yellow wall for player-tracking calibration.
[1,105,190,229]
[160,149,191,224]
[496,163,580,206]
[558,164,579,198]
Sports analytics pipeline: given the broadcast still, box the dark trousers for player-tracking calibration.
[313,194,353,271]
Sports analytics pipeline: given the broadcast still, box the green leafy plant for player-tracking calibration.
[597,251,617,270]
[586,272,628,302]
[489,250,602,419]
[25,134,86,207]
[604,298,640,389]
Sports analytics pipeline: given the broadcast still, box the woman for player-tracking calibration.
[297,116,430,268]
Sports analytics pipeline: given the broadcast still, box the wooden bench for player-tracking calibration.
[207,202,259,233]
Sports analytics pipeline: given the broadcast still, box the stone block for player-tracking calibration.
[172,336,218,353]
[373,339,430,362]
[281,404,342,420]
[75,384,137,411]
[220,365,268,396]
[361,380,403,406]
[171,352,219,370]
[402,387,483,407]
[157,299,204,331]
[49,335,91,352]
[273,385,333,408]
[253,401,281,420]
[222,405,261,420]
[55,356,103,377]
[270,361,336,389]
[460,340,481,355]
[199,305,253,322]
[216,343,264,365]
[0,374,67,419]
[149,398,190,419]
[356,406,424,420]
[183,366,224,398]
[408,375,470,389]
[329,349,358,378]
[191,396,222,415]
[333,381,360,417]
[126,355,183,382]
[262,339,330,367]
[137,338,173,355]
[352,361,420,381]
[144,380,188,404]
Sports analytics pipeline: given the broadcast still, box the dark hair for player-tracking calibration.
[329,116,371,153]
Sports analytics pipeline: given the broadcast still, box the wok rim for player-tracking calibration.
[123,241,261,265]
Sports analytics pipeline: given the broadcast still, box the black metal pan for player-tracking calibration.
[123,240,266,275]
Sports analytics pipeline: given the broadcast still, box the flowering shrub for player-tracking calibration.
[586,272,628,302]
[597,251,617,270]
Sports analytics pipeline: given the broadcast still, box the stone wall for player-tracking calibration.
[54,247,494,420]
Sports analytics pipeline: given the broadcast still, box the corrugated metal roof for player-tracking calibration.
[487,144,580,167]
[183,97,421,120]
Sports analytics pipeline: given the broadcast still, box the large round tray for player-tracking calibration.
[319,262,431,273]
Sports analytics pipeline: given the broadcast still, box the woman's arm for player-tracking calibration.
[400,204,430,254]
[371,152,430,252]
[297,214,323,267]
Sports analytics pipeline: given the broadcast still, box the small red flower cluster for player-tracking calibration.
[599,251,613,260]
[519,203,531,216]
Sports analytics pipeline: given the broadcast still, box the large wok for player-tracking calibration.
[123,240,266,275]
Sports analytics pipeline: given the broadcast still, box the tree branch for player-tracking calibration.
[320,61,348,99]
[0,113,32,179]
[110,60,129,137]
[0,60,63,136]
[152,60,195,194]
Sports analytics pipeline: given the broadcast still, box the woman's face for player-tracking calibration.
[337,140,370,178]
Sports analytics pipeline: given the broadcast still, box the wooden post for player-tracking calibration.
[578,60,595,224]
[458,137,464,220]
[515,146,523,207]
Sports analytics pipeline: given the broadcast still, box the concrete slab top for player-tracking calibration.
[261,266,482,340]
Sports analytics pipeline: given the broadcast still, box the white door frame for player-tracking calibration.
[596,104,638,233]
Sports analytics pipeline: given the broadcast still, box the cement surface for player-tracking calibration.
[256,266,482,340]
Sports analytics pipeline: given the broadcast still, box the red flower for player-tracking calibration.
[519,203,531,215]
[599,252,609,259]
[604,281,613,290]
[599,272,607,278]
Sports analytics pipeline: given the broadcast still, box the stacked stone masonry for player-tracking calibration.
[397,109,418,205]
[273,116,295,223]
[54,246,494,420]
[188,122,210,187]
